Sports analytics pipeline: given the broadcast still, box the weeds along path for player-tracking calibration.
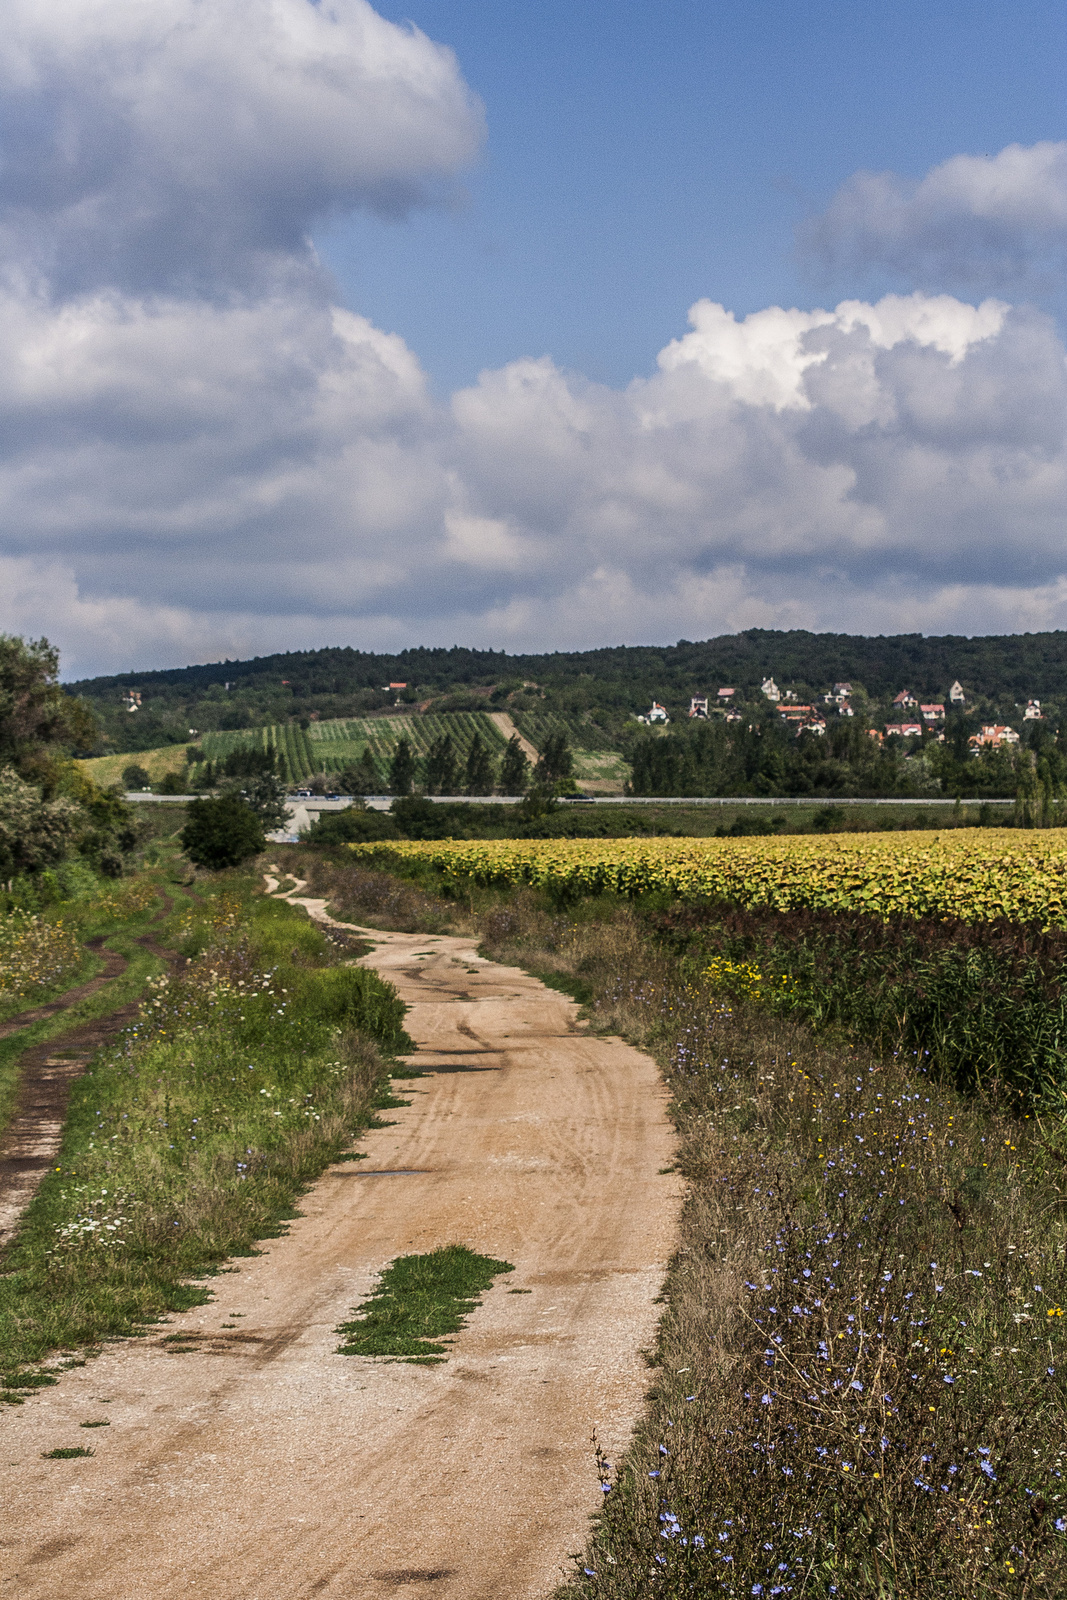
[0,894,181,1248]
[1,881,680,1600]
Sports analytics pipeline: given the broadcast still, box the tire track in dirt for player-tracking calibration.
[0,894,182,1248]
[0,885,680,1600]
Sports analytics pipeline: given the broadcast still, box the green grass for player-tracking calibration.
[42,1446,94,1459]
[336,1244,514,1363]
[0,878,410,1379]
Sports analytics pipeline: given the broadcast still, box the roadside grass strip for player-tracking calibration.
[336,1244,514,1363]
[449,894,1067,1597]
[351,830,1067,929]
[0,880,409,1382]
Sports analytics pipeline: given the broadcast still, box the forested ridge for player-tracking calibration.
[69,628,1067,757]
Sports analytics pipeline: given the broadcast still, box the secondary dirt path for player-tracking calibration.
[0,896,181,1248]
[0,887,680,1600]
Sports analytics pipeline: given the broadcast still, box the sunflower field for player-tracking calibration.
[351,829,1067,927]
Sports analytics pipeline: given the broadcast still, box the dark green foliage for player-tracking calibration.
[0,634,97,782]
[422,734,458,795]
[336,749,382,796]
[651,899,1067,1104]
[227,771,287,828]
[180,793,266,869]
[221,745,276,779]
[303,806,399,845]
[464,733,495,795]
[534,730,573,790]
[714,812,786,837]
[336,1244,513,1362]
[157,771,185,795]
[42,1446,94,1459]
[388,737,416,796]
[498,734,529,794]
[122,764,150,789]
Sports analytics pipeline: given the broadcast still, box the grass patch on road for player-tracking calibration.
[337,1244,514,1364]
[0,876,410,1382]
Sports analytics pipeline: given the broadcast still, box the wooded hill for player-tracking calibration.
[68,629,1067,756]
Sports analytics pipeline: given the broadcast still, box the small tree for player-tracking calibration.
[388,738,416,796]
[498,735,529,795]
[122,763,151,790]
[423,734,458,795]
[534,730,574,792]
[339,748,382,796]
[465,734,495,795]
[228,771,288,828]
[180,793,266,870]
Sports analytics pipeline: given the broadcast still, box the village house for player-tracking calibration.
[689,695,709,718]
[949,680,966,704]
[777,703,814,722]
[892,690,917,709]
[760,676,780,702]
[798,717,827,736]
[122,690,142,712]
[648,701,669,723]
[886,722,923,738]
[920,703,945,723]
[1023,699,1043,720]
[717,687,736,701]
[969,724,1021,752]
[867,729,884,744]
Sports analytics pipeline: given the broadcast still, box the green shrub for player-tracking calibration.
[180,793,265,869]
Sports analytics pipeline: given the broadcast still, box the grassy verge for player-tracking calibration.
[0,876,409,1386]
[0,877,182,1138]
[465,895,1067,1597]
[336,1244,514,1363]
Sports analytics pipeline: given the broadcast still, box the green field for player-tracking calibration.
[200,712,513,787]
[80,711,629,792]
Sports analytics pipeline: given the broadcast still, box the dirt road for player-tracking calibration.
[1,903,679,1600]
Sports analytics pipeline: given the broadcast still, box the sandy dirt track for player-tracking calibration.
[0,895,679,1600]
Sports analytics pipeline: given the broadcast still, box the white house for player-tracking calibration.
[920,704,945,723]
[648,701,670,724]
[970,724,1021,751]
[949,681,966,704]
[1023,700,1043,721]
[760,677,781,702]
[689,696,709,719]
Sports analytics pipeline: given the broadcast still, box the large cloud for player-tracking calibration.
[0,0,484,296]
[3,282,1066,676]
[800,141,1067,293]
[0,5,1065,675]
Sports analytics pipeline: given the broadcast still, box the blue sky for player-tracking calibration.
[318,0,1067,391]
[1,0,1067,676]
